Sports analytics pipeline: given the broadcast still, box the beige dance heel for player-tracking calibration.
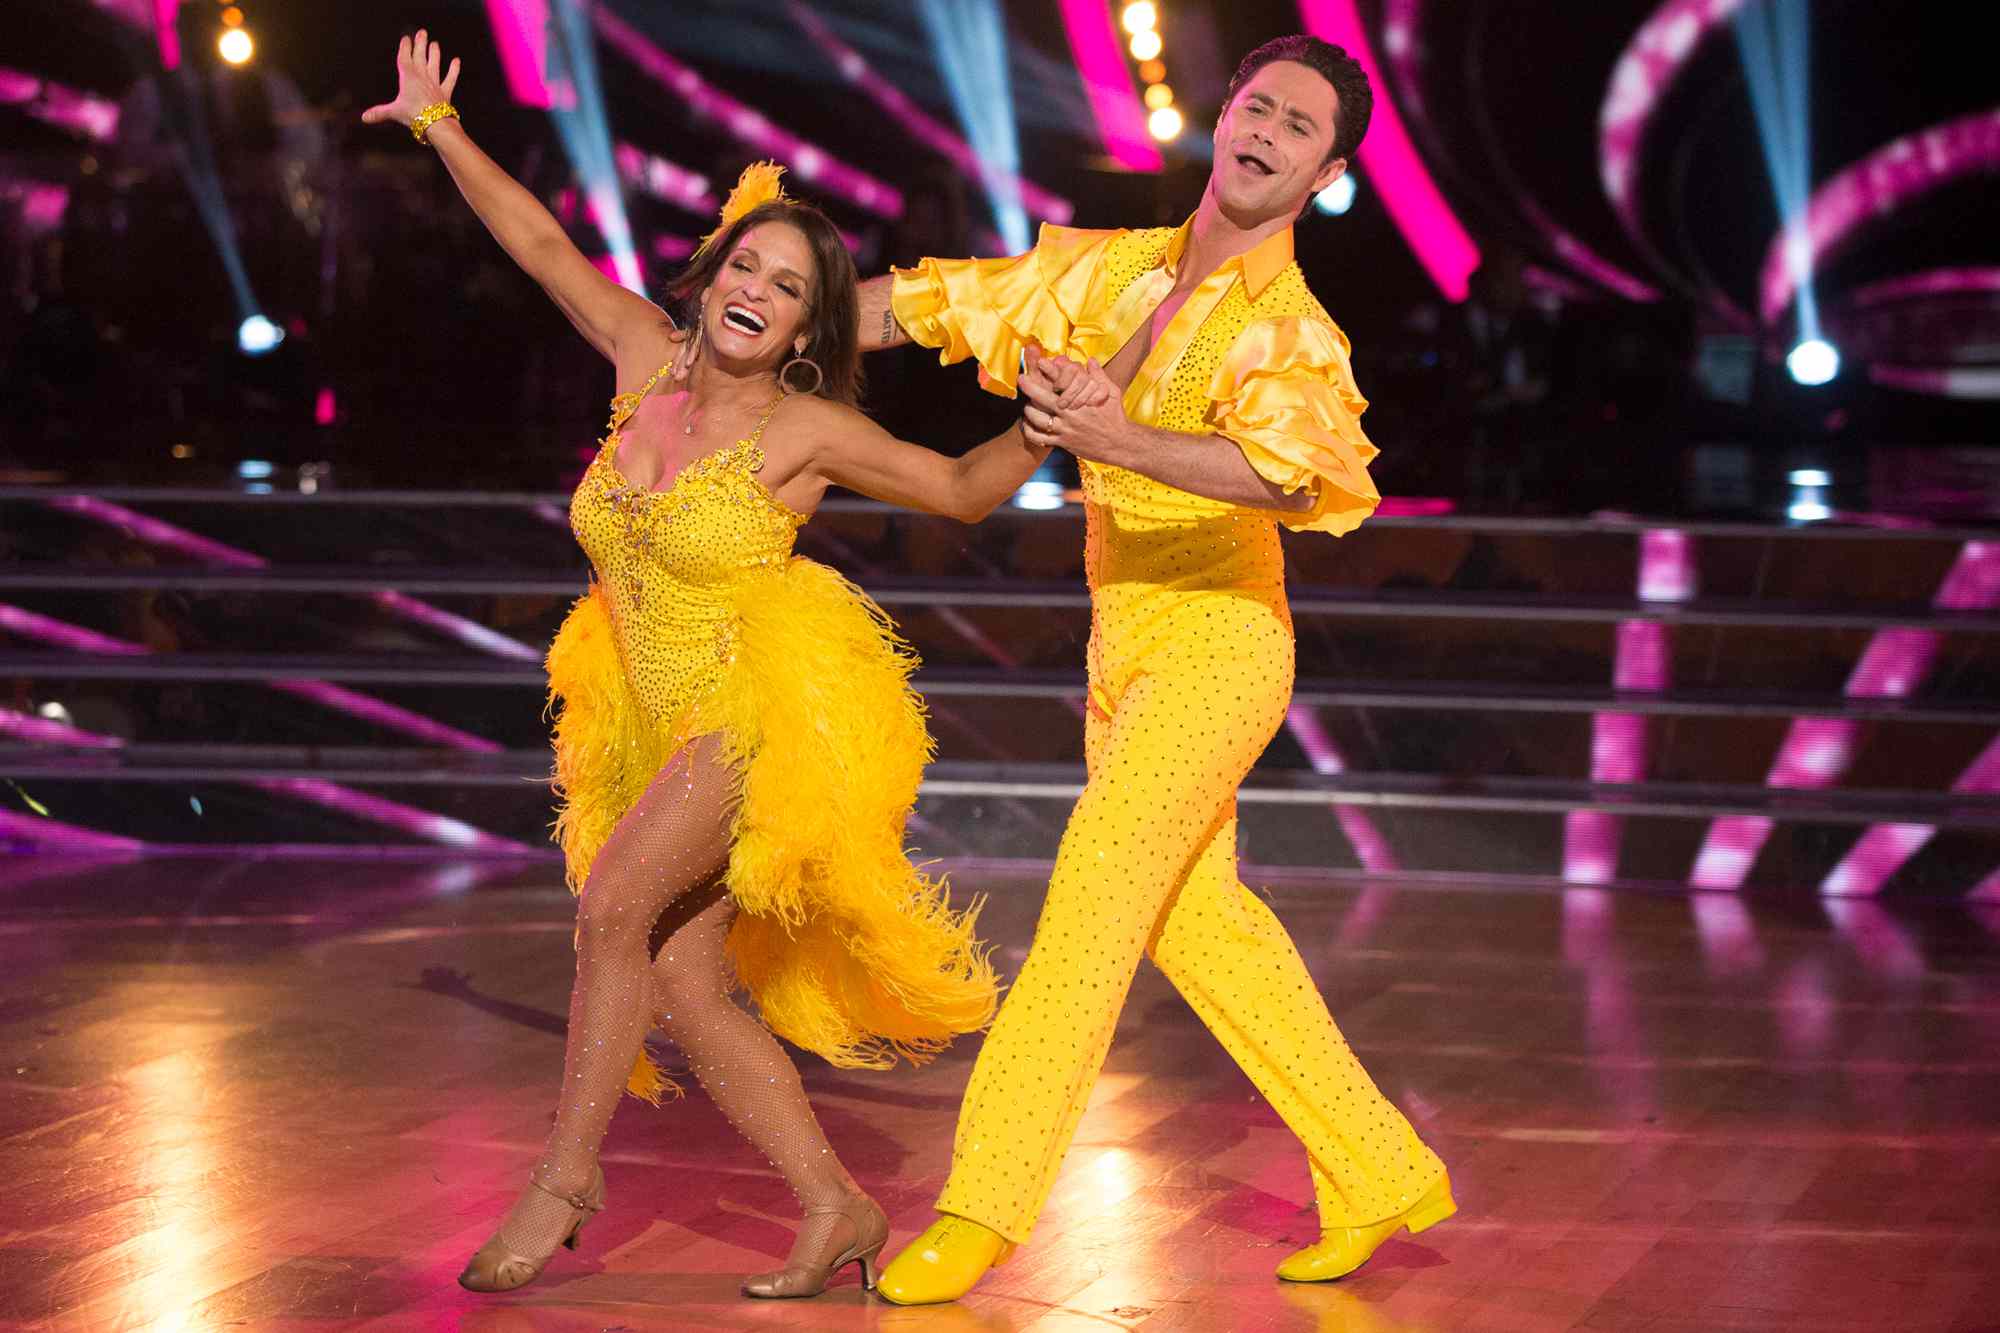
[457,1165,606,1293]
[741,1192,889,1299]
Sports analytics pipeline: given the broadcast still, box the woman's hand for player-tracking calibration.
[360,29,461,131]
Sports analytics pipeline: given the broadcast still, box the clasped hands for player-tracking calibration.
[1019,345,1132,465]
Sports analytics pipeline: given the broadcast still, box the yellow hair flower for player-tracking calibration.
[694,160,790,259]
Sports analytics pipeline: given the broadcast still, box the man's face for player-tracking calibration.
[1210,60,1347,222]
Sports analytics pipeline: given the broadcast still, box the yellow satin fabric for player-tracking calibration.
[893,224,1444,1242]
[891,218,1381,534]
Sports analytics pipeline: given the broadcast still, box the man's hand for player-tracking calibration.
[1020,347,1129,463]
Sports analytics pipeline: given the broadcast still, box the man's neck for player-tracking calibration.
[1177,185,1293,289]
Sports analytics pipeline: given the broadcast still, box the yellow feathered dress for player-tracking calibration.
[547,368,996,1102]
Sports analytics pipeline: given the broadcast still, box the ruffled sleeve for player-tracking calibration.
[1206,315,1382,535]
[890,224,1117,398]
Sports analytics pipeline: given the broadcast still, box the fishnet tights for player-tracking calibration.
[486,735,860,1268]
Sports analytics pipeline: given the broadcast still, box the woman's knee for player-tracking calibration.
[574,853,663,953]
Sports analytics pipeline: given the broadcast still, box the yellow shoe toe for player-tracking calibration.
[1277,1174,1456,1283]
[874,1215,1014,1306]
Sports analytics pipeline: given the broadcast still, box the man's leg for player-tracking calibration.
[1145,811,1447,1233]
[934,668,1284,1243]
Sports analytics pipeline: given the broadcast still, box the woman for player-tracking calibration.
[363,33,1050,1299]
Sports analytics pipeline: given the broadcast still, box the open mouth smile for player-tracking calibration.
[722,304,768,335]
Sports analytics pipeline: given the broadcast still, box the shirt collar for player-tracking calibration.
[1163,215,1294,300]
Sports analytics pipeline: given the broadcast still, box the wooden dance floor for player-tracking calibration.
[4,856,1999,1331]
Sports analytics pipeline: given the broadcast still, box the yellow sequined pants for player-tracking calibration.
[935,594,1446,1244]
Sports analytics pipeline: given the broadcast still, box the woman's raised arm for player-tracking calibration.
[362,30,663,361]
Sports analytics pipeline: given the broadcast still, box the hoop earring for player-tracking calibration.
[780,355,824,397]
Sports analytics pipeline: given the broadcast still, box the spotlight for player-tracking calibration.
[1121,2,1158,34]
[1138,59,1166,84]
[237,314,283,354]
[1312,174,1357,215]
[221,6,243,26]
[1787,468,1830,487]
[218,26,254,65]
[1144,83,1174,111]
[1147,105,1183,142]
[1011,479,1065,511]
[1129,29,1162,61]
[1786,337,1839,386]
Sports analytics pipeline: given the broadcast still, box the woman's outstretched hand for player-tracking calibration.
[360,29,461,131]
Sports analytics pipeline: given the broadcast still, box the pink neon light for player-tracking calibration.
[1599,0,1748,240]
[1851,267,2000,308]
[1869,364,2000,401]
[1760,108,2000,325]
[154,0,181,71]
[484,0,557,109]
[1,702,529,850]
[592,8,903,219]
[0,706,125,749]
[1285,704,1400,874]
[47,495,541,663]
[1056,0,1162,172]
[1297,0,1480,301]
[314,386,336,426]
[0,69,120,142]
[0,808,145,855]
[1690,540,2000,891]
[652,234,698,263]
[1971,869,2000,902]
[787,3,1074,224]
[0,597,501,754]
[614,142,717,215]
[1566,528,1693,884]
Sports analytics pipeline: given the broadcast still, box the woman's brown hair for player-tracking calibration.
[665,201,863,407]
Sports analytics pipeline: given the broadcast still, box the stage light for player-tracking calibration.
[1786,338,1839,386]
[1138,58,1166,83]
[236,314,283,355]
[236,459,274,479]
[1129,29,1162,61]
[1312,173,1357,215]
[1011,479,1065,511]
[221,7,242,26]
[1121,2,1157,34]
[1787,468,1830,487]
[1143,82,1174,111]
[919,0,1033,252]
[218,27,253,65]
[1147,105,1182,142]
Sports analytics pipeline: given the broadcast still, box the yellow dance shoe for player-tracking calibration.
[873,1214,1016,1305]
[1276,1172,1456,1283]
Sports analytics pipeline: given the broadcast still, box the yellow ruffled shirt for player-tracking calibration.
[892,218,1381,536]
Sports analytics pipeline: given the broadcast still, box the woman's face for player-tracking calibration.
[702,221,817,369]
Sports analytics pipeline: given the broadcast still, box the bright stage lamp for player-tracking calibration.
[238,314,284,355]
[218,26,254,64]
[1144,83,1174,111]
[1129,30,1162,62]
[1313,174,1357,215]
[1147,105,1183,142]
[1786,337,1839,386]
[1121,2,1158,35]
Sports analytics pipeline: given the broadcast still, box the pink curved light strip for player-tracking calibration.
[1688,540,2000,891]
[1759,108,2000,325]
[1564,529,1695,884]
[787,4,1073,225]
[1599,0,1750,240]
[1297,0,1480,301]
[1851,267,2000,308]
[592,8,904,219]
[1057,0,1161,172]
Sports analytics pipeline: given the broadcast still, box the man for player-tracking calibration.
[852,36,1452,1304]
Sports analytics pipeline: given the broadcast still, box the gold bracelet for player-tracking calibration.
[411,101,459,146]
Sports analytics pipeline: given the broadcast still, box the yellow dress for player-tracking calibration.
[546,365,996,1102]
[892,220,1447,1242]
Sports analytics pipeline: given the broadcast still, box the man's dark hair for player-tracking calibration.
[1224,35,1373,165]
